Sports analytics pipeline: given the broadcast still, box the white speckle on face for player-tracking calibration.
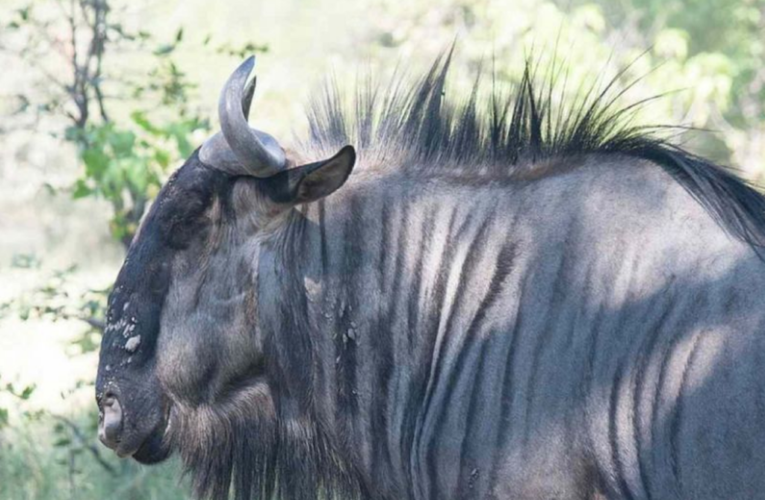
[304,277,322,302]
[107,317,128,334]
[125,335,141,353]
[105,365,111,372]
[122,322,136,338]
[123,302,130,311]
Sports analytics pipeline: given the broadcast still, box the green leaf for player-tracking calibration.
[19,385,35,400]
[124,159,149,193]
[108,130,136,157]
[53,437,72,447]
[82,148,110,178]
[72,179,93,199]
[153,44,175,56]
[100,161,125,200]
[153,148,170,168]
[175,27,184,43]
[64,125,84,143]
[166,123,194,157]
[130,111,159,134]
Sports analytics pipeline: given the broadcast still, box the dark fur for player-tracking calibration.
[168,395,367,500]
[306,52,765,256]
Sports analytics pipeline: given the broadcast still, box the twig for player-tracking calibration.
[51,414,117,476]
[68,449,76,499]
[90,0,110,122]
[81,316,106,331]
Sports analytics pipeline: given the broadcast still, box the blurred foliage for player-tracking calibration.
[0,262,107,350]
[0,406,190,499]
[0,260,110,493]
[1,2,219,496]
[66,112,207,245]
[0,1,271,496]
[2,2,214,246]
[0,373,37,430]
[362,0,765,176]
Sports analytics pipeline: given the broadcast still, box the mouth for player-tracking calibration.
[130,421,173,464]
[111,412,173,464]
[98,393,173,464]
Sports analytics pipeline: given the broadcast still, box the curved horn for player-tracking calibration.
[201,57,285,177]
[242,75,256,120]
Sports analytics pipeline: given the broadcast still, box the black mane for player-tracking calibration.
[305,52,765,256]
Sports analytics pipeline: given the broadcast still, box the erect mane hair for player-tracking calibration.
[303,51,765,257]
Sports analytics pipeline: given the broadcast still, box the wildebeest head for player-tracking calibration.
[95,57,355,484]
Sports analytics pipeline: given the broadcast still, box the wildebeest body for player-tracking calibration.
[96,55,765,499]
[249,156,765,499]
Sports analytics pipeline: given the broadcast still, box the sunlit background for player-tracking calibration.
[1,0,763,497]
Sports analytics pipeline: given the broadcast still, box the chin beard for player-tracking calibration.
[167,393,366,500]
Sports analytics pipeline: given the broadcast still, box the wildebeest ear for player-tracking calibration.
[268,145,356,205]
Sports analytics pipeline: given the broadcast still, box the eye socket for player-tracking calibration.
[148,160,233,250]
[165,215,211,249]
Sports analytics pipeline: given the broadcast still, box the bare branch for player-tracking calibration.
[81,316,105,331]
[51,414,117,476]
[11,49,70,91]
[89,0,110,122]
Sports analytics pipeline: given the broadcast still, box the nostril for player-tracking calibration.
[98,395,123,449]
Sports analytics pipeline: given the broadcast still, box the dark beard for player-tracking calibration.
[168,400,367,500]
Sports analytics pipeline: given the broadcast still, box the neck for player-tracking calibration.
[257,178,424,498]
[259,174,508,498]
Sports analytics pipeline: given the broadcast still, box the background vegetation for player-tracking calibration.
[1,0,764,497]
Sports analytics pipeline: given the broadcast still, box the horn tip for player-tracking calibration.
[231,56,256,80]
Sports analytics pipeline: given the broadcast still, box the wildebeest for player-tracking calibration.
[96,52,765,500]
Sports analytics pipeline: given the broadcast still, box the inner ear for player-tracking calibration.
[266,145,356,205]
